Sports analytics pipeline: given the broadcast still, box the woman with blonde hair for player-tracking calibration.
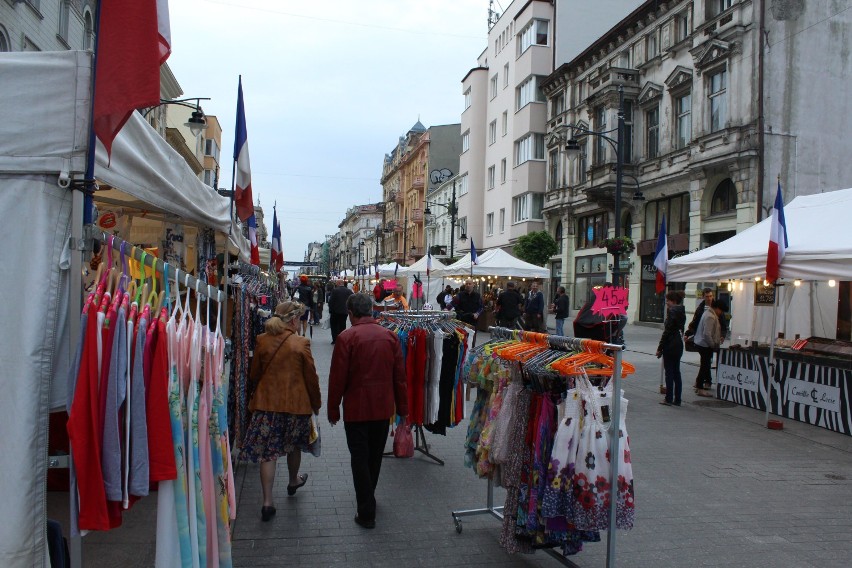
[239,301,322,521]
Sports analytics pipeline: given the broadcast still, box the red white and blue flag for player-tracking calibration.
[247,214,259,265]
[233,77,254,222]
[653,215,668,294]
[93,0,171,158]
[270,206,283,272]
[471,240,479,265]
[766,179,789,283]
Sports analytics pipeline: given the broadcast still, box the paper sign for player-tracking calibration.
[787,379,841,412]
[718,364,760,392]
[591,286,628,316]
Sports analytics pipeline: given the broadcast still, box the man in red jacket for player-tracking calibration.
[328,293,408,529]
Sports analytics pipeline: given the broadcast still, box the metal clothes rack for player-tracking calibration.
[451,326,626,568]
[378,310,472,466]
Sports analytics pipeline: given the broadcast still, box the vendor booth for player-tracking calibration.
[0,51,249,566]
[668,188,852,435]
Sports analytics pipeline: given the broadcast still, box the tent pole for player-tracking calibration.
[68,184,85,568]
[764,285,781,427]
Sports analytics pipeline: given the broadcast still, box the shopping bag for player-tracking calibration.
[684,334,698,352]
[308,414,321,457]
[392,419,414,458]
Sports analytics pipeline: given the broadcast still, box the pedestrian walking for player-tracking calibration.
[656,291,686,406]
[495,281,523,329]
[327,294,408,530]
[295,274,314,336]
[436,284,453,310]
[239,301,322,522]
[693,299,726,396]
[523,281,546,332]
[451,279,483,327]
[328,279,353,344]
[553,286,570,336]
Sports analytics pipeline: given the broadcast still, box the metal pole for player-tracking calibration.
[764,284,781,426]
[613,86,625,290]
[450,182,456,259]
[402,217,408,268]
[606,348,624,568]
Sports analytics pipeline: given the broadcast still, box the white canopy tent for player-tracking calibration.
[433,248,550,279]
[0,50,247,567]
[668,188,852,341]
[397,254,449,277]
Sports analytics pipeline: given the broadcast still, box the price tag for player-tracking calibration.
[591,285,628,316]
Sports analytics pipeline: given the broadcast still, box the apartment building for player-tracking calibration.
[0,0,95,52]
[541,0,852,323]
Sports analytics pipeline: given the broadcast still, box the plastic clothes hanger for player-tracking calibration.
[145,259,159,308]
[133,250,146,305]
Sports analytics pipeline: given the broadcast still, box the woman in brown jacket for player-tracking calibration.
[239,301,322,521]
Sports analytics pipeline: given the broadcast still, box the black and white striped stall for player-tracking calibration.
[717,348,852,436]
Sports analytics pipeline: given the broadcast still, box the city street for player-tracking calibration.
[49,317,852,567]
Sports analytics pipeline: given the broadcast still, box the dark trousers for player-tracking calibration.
[344,420,389,522]
[663,350,683,403]
[696,346,715,388]
[330,313,348,342]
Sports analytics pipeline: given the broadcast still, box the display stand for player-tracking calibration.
[451,326,626,568]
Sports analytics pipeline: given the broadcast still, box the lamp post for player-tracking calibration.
[143,97,211,136]
[563,85,626,288]
[424,181,467,259]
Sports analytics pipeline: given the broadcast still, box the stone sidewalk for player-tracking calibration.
[49,318,852,567]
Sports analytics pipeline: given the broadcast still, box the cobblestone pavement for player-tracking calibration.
[50,317,852,567]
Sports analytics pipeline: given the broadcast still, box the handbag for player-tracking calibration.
[684,334,698,352]
[308,414,321,457]
[392,419,414,458]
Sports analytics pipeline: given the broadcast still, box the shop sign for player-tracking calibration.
[754,281,776,306]
[591,285,628,316]
[98,211,117,229]
[718,364,760,392]
[786,379,841,412]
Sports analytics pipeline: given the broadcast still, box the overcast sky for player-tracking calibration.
[166,0,490,263]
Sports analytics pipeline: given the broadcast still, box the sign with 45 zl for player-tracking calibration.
[786,379,841,412]
[718,364,760,392]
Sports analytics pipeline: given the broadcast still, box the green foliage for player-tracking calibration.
[513,231,559,266]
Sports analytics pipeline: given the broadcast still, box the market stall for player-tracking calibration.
[668,188,852,435]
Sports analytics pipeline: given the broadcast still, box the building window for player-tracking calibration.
[645,193,690,237]
[519,19,549,54]
[489,120,497,145]
[594,106,607,164]
[500,158,507,184]
[486,213,494,236]
[487,165,496,189]
[676,10,691,42]
[515,133,545,165]
[575,136,588,184]
[710,178,737,215]
[623,101,634,164]
[512,193,544,223]
[502,111,508,136]
[675,93,692,149]
[0,25,10,52]
[83,9,94,50]
[499,208,506,233]
[490,74,498,99]
[646,107,659,159]
[708,0,734,18]
[646,30,658,60]
[577,212,608,249]
[503,63,509,87]
[204,138,220,162]
[516,75,546,110]
[555,221,563,254]
[574,81,585,107]
[708,68,727,132]
[203,169,215,187]
[462,130,470,152]
[464,89,471,110]
[548,149,559,190]
[58,1,71,44]
[457,173,468,196]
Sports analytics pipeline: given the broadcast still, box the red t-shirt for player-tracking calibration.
[147,311,176,482]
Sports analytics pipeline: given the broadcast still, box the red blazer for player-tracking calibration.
[327,318,408,423]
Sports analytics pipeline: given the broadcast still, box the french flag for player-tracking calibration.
[247,214,259,265]
[233,77,254,222]
[93,0,170,158]
[270,207,282,272]
[765,179,789,283]
[471,240,479,265]
[653,215,668,294]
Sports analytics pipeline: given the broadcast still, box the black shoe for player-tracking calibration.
[261,505,276,522]
[659,400,672,406]
[672,401,682,406]
[354,515,375,529]
[287,473,308,496]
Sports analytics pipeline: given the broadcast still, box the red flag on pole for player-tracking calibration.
[93,0,169,158]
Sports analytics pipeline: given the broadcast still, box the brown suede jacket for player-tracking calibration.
[249,330,322,415]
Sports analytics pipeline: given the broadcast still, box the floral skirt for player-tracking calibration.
[239,410,312,462]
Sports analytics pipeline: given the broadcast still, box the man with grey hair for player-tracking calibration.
[328,293,408,530]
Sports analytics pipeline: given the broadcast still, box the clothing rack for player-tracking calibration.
[452,326,626,568]
[378,311,474,466]
[95,232,226,303]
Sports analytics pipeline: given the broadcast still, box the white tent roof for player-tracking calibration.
[397,254,448,277]
[434,248,550,278]
[668,188,852,282]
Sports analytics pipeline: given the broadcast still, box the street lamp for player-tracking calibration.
[143,97,211,136]
[423,181,468,258]
[563,85,627,288]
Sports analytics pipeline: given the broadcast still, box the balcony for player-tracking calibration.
[411,208,424,223]
[412,175,424,189]
[392,191,404,203]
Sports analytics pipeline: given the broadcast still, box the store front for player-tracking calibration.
[573,254,608,311]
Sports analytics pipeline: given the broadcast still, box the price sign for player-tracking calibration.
[591,285,629,316]
[754,281,776,306]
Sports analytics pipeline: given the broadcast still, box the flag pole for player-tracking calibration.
[229,76,240,230]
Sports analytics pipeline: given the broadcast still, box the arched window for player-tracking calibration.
[0,24,10,52]
[621,212,632,239]
[83,10,94,51]
[710,178,737,215]
[555,221,563,254]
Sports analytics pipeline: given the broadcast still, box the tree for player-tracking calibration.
[513,231,558,266]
